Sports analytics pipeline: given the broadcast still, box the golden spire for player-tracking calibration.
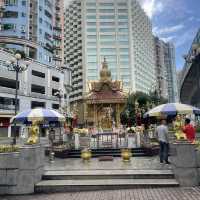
[100,57,111,81]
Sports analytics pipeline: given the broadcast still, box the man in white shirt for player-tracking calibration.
[156,120,170,164]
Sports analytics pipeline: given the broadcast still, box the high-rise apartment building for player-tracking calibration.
[164,42,179,102]
[0,0,64,66]
[64,0,156,103]
[53,0,64,66]
[154,37,168,99]
[154,36,179,102]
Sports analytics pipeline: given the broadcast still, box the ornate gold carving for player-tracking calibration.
[27,121,39,144]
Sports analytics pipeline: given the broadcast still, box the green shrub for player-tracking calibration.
[0,145,19,153]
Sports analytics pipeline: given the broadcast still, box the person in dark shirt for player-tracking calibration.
[182,118,196,143]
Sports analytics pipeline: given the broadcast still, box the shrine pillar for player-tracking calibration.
[116,104,120,127]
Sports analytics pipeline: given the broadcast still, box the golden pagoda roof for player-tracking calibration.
[85,58,127,104]
[100,57,112,82]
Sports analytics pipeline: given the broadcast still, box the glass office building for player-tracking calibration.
[64,0,156,102]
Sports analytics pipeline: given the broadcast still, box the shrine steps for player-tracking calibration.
[35,169,179,193]
[60,148,158,158]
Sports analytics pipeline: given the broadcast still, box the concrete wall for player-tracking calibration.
[0,145,44,195]
[171,142,200,186]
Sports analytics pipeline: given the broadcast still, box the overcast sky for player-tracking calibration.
[64,0,200,70]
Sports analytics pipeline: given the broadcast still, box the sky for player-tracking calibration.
[64,0,200,70]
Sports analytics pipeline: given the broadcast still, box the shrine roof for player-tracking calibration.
[85,90,127,104]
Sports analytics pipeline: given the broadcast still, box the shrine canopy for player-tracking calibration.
[85,58,127,104]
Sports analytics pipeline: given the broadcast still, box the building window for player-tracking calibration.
[0,77,19,89]
[31,84,45,94]
[99,9,114,13]
[86,2,96,6]
[31,101,45,109]
[44,10,52,19]
[118,15,128,20]
[52,76,60,82]
[21,0,26,6]
[52,89,59,96]
[0,97,18,110]
[52,104,59,110]
[87,9,96,13]
[99,3,114,6]
[3,11,18,18]
[99,15,115,20]
[32,70,45,78]
[2,23,16,30]
[86,15,96,19]
[4,0,18,6]
[21,12,26,17]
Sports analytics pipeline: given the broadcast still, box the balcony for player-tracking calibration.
[53,35,62,40]
[53,26,62,31]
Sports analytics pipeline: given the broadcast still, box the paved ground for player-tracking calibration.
[45,157,172,171]
[2,187,200,200]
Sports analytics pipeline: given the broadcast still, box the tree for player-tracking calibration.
[120,91,167,127]
[149,90,168,106]
[14,50,26,59]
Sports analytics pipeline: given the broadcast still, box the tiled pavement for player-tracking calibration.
[2,187,200,200]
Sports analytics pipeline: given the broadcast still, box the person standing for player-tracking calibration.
[182,118,196,143]
[156,120,170,164]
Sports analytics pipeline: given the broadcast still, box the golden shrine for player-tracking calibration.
[84,59,127,130]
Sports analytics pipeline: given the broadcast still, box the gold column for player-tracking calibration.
[94,104,97,127]
[116,104,120,127]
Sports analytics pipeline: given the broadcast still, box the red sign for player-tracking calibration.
[0,118,10,127]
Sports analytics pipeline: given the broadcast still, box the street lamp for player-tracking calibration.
[6,53,30,144]
[54,89,63,112]
[54,89,64,142]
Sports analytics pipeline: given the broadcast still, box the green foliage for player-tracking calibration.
[135,92,150,107]
[0,145,19,153]
[120,90,168,126]
[14,50,26,59]
[149,90,168,106]
[196,126,200,133]
[120,111,128,125]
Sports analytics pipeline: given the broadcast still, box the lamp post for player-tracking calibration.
[54,89,64,142]
[6,53,29,145]
[64,85,72,116]
[54,89,63,112]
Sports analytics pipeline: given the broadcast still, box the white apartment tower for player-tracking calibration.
[154,37,168,99]
[64,0,156,102]
[154,36,179,102]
